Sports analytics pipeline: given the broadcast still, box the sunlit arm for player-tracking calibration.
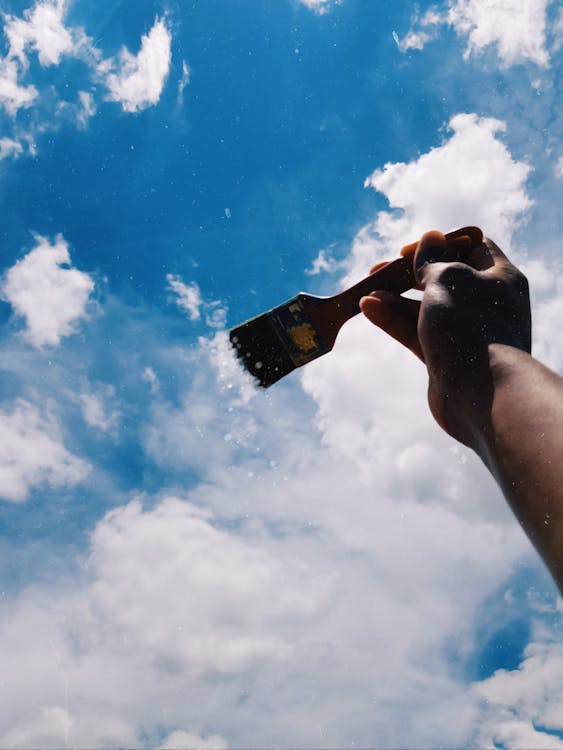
[475,345,563,592]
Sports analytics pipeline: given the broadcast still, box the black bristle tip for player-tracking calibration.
[229,313,296,388]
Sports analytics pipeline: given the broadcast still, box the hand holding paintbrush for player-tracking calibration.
[229,226,483,387]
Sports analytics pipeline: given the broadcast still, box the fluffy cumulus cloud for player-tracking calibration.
[103,18,172,113]
[0,399,90,502]
[304,113,561,518]
[398,0,551,67]
[472,640,563,747]
[448,0,550,66]
[89,498,327,676]
[1,234,95,347]
[361,113,531,266]
[4,0,77,67]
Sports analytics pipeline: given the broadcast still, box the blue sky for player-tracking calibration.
[0,0,562,746]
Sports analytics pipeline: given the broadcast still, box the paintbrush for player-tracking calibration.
[229,226,483,387]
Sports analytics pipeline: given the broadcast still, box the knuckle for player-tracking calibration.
[433,262,475,290]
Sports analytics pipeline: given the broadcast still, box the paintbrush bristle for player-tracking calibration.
[229,310,297,388]
[229,293,330,387]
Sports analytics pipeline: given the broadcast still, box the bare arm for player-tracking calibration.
[483,345,563,587]
[360,229,563,593]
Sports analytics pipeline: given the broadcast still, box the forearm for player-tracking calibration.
[473,345,563,591]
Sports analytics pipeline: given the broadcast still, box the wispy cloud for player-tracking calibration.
[0,137,24,160]
[305,248,340,276]
[0,399,90,502]
[0,57,38,115]
[79,384,121,437]
[166,274,203,321]
[166,273,228,328]
[177,59,191,102]
[297,0,341,14]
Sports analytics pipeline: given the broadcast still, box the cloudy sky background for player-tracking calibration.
[0,0,562,746]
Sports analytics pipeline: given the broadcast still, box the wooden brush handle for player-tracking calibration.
[329,226,483,322]
[328,257,413,321]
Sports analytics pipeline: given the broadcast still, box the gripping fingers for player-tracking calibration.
[360,291,424,361]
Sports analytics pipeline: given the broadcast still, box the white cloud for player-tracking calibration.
[0,57,38,115]
[166,273,228,328]
[77,90,96,125]
[0,399,90,502]
[142,365,160,394]
[89,498,328,676]
[553,6,563,51]
[4,0,76,67]
[297,0,340,13]
[104,18,172,113]
[159,730,229,750]
[555,156,563,179]
[305,248,339,276]
[472,641,563,747]
[0,706,138,748]
[448,0,550,66]
[396,28,435,51]
[1,234,95,348]
[360,113,531,264]
[0,5,172,152]
[0,137,23,160]
[0,475,530,745]
[177,59,190,100]
[0,704,138,748]
[0,0,96,120]
[204,300,228,329]
[0,0,92,120]
[395,8,443,52]
[166,274,202,321]
[80,384,120,436]
[398,0,550,67]
[528,269,563,372]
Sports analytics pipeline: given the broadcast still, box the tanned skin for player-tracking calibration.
[360,230,563,593]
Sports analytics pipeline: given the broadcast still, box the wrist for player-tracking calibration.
[438,344,531,457]
[457,344,535,463]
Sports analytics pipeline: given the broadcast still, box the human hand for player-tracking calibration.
[360,228,531,447]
